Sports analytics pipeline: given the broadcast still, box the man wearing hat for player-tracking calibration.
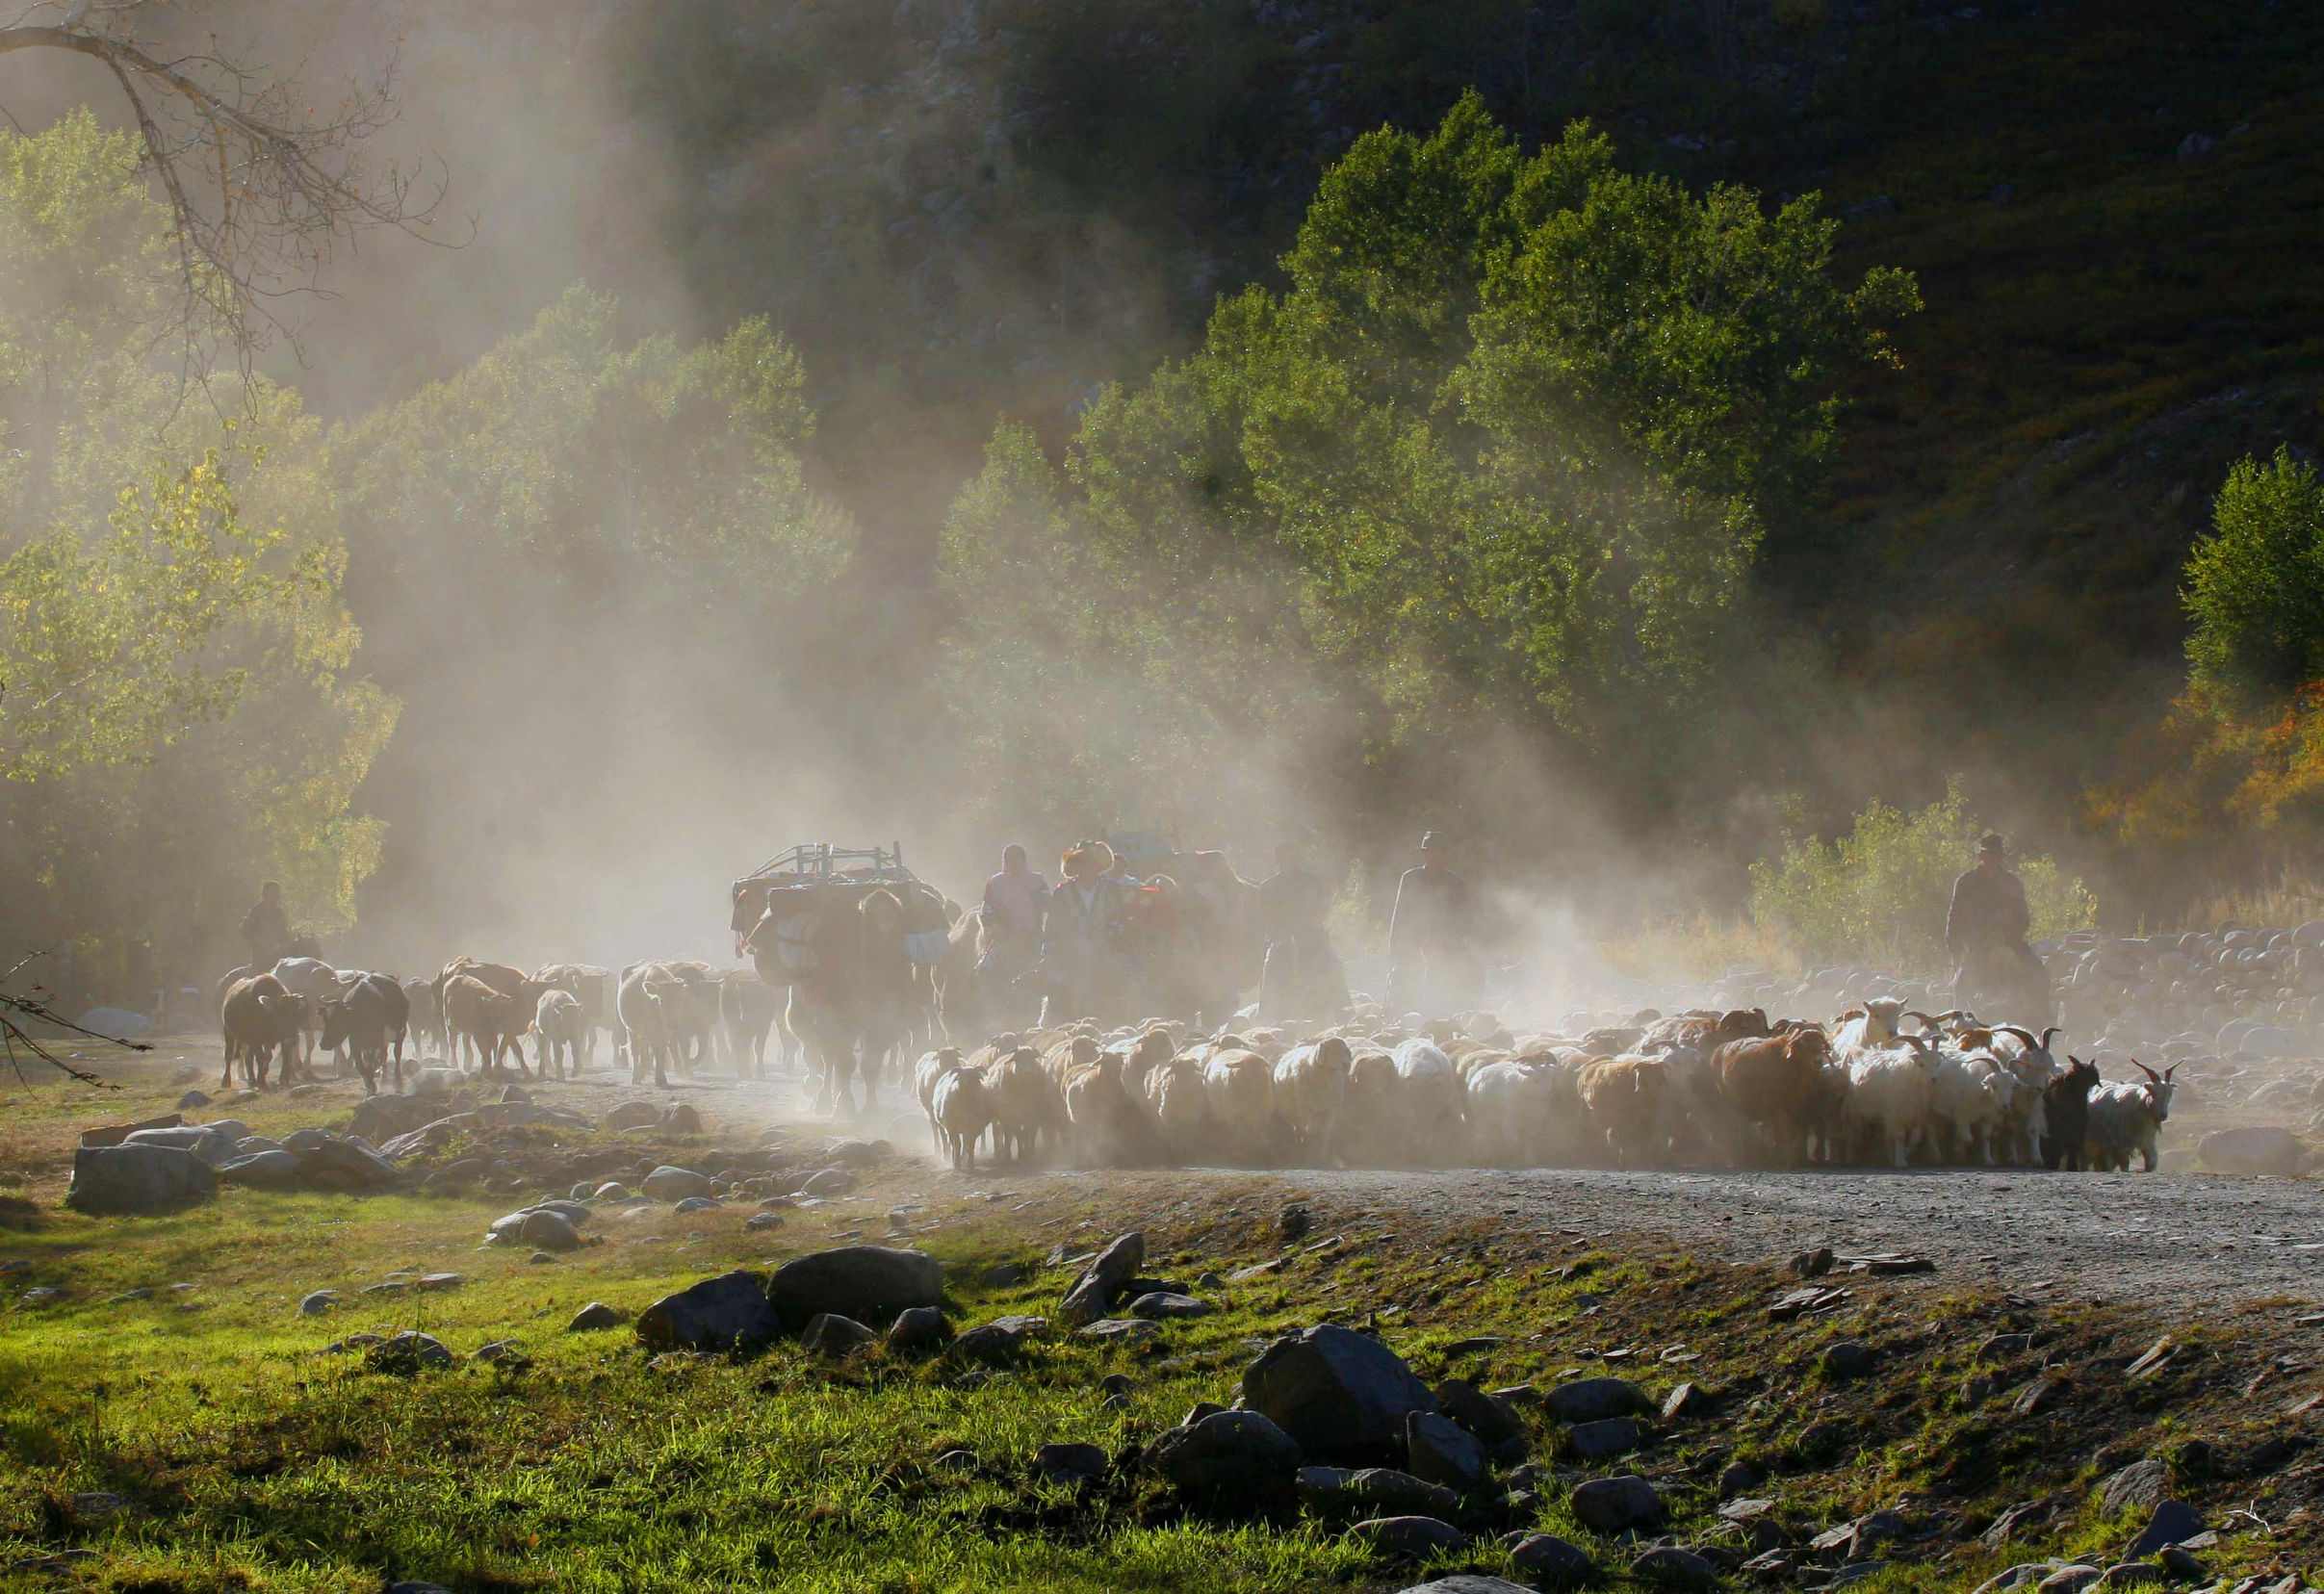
[977,844,1048,981]
[240,880,290,971]
[1044,840,1130,1020]
[1947,834,2045,1001]
[1387,831,1473,1016]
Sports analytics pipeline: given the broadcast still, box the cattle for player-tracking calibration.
[532,964,614,1069]
[717,971,784,1079]
[434,960,533,1069]
[317,973,411,1096]
[443,972,543,1078]
[618,963,690,1089]
[219,973,303,1090]
[402,976,443,1058]
[532,989,588,1079]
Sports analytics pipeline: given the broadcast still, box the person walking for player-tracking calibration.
[1387,832,1472,1016]
[977,843,1048,982]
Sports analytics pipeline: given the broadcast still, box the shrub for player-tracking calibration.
[1748,778,2097,969]
[2183,446,2324,703]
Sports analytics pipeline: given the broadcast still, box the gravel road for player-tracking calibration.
[1253,1166,2324,1310]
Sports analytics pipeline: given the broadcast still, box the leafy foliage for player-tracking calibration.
[1750,778,2097,969]
[2183,446,2324,704]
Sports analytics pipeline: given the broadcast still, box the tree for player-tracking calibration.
[0,0,444,376]
[2183,446,2324,704]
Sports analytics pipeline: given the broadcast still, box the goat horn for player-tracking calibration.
[2134,1059,2161,1084]
[2038,1025,2062,1049]
[1898,1034,1934,1055]
[1994,1026,2040,1051]
[1902,1010,1935,1027]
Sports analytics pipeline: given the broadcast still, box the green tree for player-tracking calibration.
[2183,446,2324,703]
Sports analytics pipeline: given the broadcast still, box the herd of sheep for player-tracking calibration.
[915,999,2177,1174]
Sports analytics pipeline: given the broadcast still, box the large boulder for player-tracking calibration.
[635,1270,779,1352]
[277,1129,404,1192]
[1405,1411,1486,1489]
[487,1208,581,1251]
[641,1166,715,1202]
[800,1313,877,1356]
[216,1149,305,1190]
[2199,1126,2308,1175]
[604,1100,662,1130]
[122,1125,239,1166]
[1241,1324,1439,1466]
[65,1144,218,1215]
[765,1247,943,1328]
[1149,1409,1304,1510]
[79,1113,185,1148]
[1059,1231,1146,1326]
[348,1094,441,1144]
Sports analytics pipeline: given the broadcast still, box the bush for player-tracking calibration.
[1748,779,2097,970]
[2183,445,2324,703]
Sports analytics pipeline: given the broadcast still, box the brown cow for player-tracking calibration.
[442,972,545,1079]
[434,959,531,1069]
[219,973,303,1090]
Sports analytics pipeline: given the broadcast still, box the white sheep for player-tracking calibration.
[1390,1038,1466,1163]
[1271,1038,1352,1166]
[930,1067,992,1170]
[1465,1058,1569,1166]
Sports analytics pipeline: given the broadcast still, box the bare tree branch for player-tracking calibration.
[0,2,460,388]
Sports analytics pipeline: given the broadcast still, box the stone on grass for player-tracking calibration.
[887,1305,951,1353]
[79,1113,185,1149]
[1570,1474,1665,1533]
[1059,1230,1145,1327]
[2123,1501,2204,1560]
[276,1129,405,1192]
[1127,1291,1212,1320]
[799,1168,856,1197]
[569,1301,630,1332]
[1510,1533,1596,1589]
[1664,1381,1710,1421]
[348,1093,440,1144]
[673,1196,723,1215]
[1432,1377,1523,1457]
[2100,1458,2170,1515]
[2035,1567,2103,1594]
[745,1211,783,1232]
[123,1125,238,1165]
[765,1246,943,1328]
[1566,1416,1641,1459]
[298,1289,341,1316]
[217,1149,304,1189]
[1971,1566,2053,1594]
[1404,1410,1486,1490]
[2094,1564,2163,1589]
[1543,1375,1646,1424]
[593,1182,632,1200]
[1355,1516,1467,1559]
[176,1090,212,1110]
[66,1144,218,1215]
[1241,1323,1438,1466]
[800,1313,877,1357]
[634,1270,777,1352]
[1632,1546,1718,1588]
[953,1319,1042,1363]
[1150,1410,1304,1508]
[1391,1581,1532,1594]
[1076,1318,1159,1343]
[366,1330,454,1373]
[1822,1341,1880,1380]
[386,1582,455,1594]
[641,1166,714,1202]
[604,1100,661,1130]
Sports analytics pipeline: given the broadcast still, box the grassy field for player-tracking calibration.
[1,1043,2318,1592]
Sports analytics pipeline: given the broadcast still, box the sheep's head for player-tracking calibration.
[1784,1028,1834,1066]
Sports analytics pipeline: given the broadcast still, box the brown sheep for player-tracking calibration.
[1577,1056,1669,1168]
[1713,1027,1837,1165]
[984,1045,1060,1164]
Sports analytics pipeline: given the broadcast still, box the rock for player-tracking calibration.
[1510,1533,1596,1589]
[1300,1465,1442,1517]
[2156,1544,2207,1581]
[529,1252,558,1265]
[298,1289,341,1315]
[660,1102,705,1133]
[1059,1230,1146,1326]
[952,1317,1043,1362]
[1821,1341,1880,1380]
[766,1246,943,1327]
[1355,1515,1468,1559]
[1632,1546,1719,1588]
[80,1113,185,1147]
[2177,132,2216,159]
[1793,1419,1853,1463]
[1975,1568,2059,1594]
[604,1100,661,1130]
[516,1210,581,1251]
[1718,1460,1765,1500]
[1405,1410,1486,1489]
[2101,1458,2170,1515]
[2122,1500,2203,1559]
[1544,1375,1647,1424]
[1814,1509,1908,1559]
[641,1166,714,1202]
[593,1182,632,1200]
[745,1211,783,1232]
[887,1305,951,1353]
[1664,1381,1710,1421]
[387,1583,455,1594]
[1150,1409,1304,1508]
[66,1491,134,1524]
[2015,1375,2069,1417]
[1566,1415,1642,1459]
[275,1128,404,1192]
[216,1149,305,1189]
[800,1312,877,1356]
[1570,1474,1666,1533]
[2200,1126,2308,1175]
[673,1196,724,1215]
[1033,1441,1108,1481]
[1392,1581,1532,1594]
[1433,1377,1524,1455]
[1790,1247,1836,1277]
[2035,1568,2102,1594]
[176,1090,212,1110]
[799,1168,856,1197]
[2095,1564,2163,1589]
[105,1288,153,1303]
[65,1144,218,1215]
[417,1273,463,1293]
[1076,1318,1160,1343]
[635,1270,778,1352]
[1242,1323,1439,1465]
[569,1301,630,1332]
[366,1330,454,1373]
[474,1339,530,1369]
[348,1093,441,1144]
[1127,1291,1212,1320]
[123,1124,239,1166]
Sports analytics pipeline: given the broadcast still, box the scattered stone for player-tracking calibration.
[2100,1458,2170,1515]
[1184,1400,1227,1427]
[1792,1420,1853,1463]
[1392,1581,1530,1594]
[745,1211,783,1232]
[1405,1410,1487,1490]
[2015,1375,2070,1417]
[1632,1546,1718,1588]
[298,1289,342,1316]
[1433,1377,1523,1458]
[417,1273,464,1293]
[2123,1500,2203,1559]
[1127,1291,1212,1320]
[1566,1415,1642,1459]
[635,1270,777,1352]
[1299,1465,1458,1519]
[79,1113,186,1148]
[1076,1318,1161,1343]
[1354,1515,1467,1559]
[1972,1569,2053,1594]
[487,1208,581,1252]
[529,1251,558,1265]
[216,1149,304,1189]
[800,1312,877,1357]
[767,1246,943,1327]
[799,1168,856,1197]
[673,1196,724,1215]
[366,1331,454,1374]
[66,1491,134,1524]
[1510,1532,1596,1589]
[1663,1381,1710,1421]
[1821,1341,1880,1380]
[1544,1375,1647,1424]
[1227,1258,1284,1282]
[1033,1441,1108,1481]
[883,1304,950,1353]
[1059,1231,1146,1327]
[1719,1460,1765,1500]
[568,1301,630,1332]
[2035,1567,2103,1594]
[640,1166,714,1202]
[603,1100,661,1130]
[1570,1474,1666,1533]
[593,1182,632,1200]
[474,1340,531,1369]
[65,1144,218,1215]
[2124,1337,2174,1379]
[103,1287,153,1304]
[2156,1544,2207,1581]
[1768,1286,1847,1322]
[1242,1323,1439,1466]
[1790,1247,1836,1278]
[347,1093,440,1144]
[176,1090,212,1110]
[2095,1564,2162,1589]
[1150,1409,1304,1508]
